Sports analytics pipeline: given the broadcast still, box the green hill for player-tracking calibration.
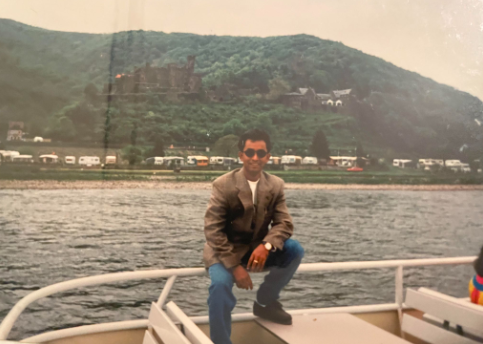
[0,19,482,158]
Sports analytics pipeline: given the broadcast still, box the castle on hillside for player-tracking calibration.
[103,55,203,99]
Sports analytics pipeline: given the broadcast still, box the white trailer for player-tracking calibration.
[164,157,185,167]
[12,155,34,163]
[393,159,412,168]
[64,156,76,165]
[39,154,59,164]
[281,155,302,165]
[105,156,117,165]
[209,156,225,165]
[302,156,318,165]
[146,157,164,165]
[79,156,100,167]
[0,151,20,162]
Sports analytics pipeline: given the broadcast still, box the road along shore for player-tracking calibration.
[1,180,483,191]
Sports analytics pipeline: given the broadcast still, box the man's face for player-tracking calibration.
[238,139,271,174]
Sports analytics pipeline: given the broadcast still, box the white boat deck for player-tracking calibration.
[256,313,409,344]
[0,256,477,344]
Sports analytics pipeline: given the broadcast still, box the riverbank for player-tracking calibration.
[2,180,483,191]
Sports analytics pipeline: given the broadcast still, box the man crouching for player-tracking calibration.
[203,129,304,344]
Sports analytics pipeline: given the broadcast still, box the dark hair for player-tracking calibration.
[237,129,272,152]
[475,246,483,276]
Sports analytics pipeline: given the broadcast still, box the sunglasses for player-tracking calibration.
[243,149,268,159]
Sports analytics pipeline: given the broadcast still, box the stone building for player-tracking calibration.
[6,121,24,141]
[281,88,322,111]
[104,55,202,98]
[281,88,359,115]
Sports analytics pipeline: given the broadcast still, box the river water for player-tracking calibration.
[0,189,482,340]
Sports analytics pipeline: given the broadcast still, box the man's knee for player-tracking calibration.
[209,264,234,291]
[284,239,304,262]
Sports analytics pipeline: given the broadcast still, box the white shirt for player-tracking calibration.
[247,179,260,205]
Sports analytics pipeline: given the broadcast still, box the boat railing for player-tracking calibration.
[0,256,476,342]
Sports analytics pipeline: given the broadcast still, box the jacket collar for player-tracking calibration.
[235,168,253,211]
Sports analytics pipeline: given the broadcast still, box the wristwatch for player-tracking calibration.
[263,241,273,251]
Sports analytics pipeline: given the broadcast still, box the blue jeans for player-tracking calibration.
[207,239,304,344]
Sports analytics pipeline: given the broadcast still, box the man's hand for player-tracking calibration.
[231,265,253,290]
[247,244,269,272]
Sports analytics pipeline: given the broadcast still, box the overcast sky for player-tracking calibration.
[1,0,482,100]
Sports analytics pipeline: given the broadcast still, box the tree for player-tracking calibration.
[213,134,239,157]
[222,119,246,136]
[150,137,165,157]
[121,145,143,165]
[130,125,138,146]
[267,77,290,100]
[84,83,99,104]
[356,142,365,157]
[310,129,330,160]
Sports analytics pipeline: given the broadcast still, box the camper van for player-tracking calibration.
[187,156,209,167]
[64,156,76,165]
[78,156,100,167]
[281,155,302,165]
[145,157,164,166]
[302,156,318,165]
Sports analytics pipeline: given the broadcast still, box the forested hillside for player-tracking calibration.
[0,19,482,158]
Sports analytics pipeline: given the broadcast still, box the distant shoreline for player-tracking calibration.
[1,180,483,191]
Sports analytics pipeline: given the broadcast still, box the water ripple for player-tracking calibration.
[0,189,482,340]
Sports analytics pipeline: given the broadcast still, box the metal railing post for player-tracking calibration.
[157,275,177,308]
[395,265,404,337]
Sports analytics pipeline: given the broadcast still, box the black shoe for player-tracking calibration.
[253,300,292,325]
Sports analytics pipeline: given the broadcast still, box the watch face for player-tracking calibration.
[264,242,272,250]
